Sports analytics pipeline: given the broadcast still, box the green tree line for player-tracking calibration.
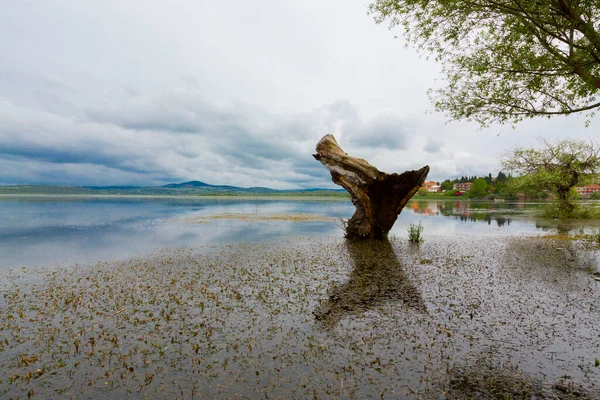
[424,170,573,200]
[420,140,600,218]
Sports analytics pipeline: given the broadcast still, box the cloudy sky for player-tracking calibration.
[1,0,597,189]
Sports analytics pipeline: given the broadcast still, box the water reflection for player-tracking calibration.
[410,200,529,214]
[394,199,600,237]
[2,196,600,270]
[314,239,426,327]
[533,218,596,236]
[409,200,521,227]
[0,197,349,269]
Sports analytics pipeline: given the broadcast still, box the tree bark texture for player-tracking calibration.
[313,134,429,239]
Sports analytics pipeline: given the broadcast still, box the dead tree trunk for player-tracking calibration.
[313,134,429,239]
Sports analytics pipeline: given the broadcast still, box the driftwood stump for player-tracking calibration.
[313,134,429,239]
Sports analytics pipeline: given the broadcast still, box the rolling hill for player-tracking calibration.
[0,181,346,197]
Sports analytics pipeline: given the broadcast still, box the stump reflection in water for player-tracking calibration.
[314,239,426,327]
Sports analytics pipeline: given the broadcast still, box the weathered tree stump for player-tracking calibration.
[313,134,429,239]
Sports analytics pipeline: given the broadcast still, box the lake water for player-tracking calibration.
[1,196,599,270]
[1,196,600,399]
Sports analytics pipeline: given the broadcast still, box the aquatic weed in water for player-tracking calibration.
[408,221,424,243]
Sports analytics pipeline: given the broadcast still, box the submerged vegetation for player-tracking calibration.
[407,221,424,243]
[1,236,598,398]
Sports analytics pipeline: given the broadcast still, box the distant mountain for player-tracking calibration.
[0,181,346,196]
[160,180,277,193]
[162,180,212,188]
[160,180,342,194]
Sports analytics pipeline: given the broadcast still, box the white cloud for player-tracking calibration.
[423,137,443,153]
[0,0,598,188]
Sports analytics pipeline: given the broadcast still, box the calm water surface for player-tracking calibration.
[1,196,599,399]
[1,196,599,269]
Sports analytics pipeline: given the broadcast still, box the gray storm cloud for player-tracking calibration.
[423,137,443,153]
[0,93,422,188]
[0,0,597,186]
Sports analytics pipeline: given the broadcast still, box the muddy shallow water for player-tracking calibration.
[1,236,599,399]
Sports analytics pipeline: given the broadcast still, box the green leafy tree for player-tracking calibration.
[496,171,508,182]
[468,178,489,198]
[590,191,600,199]
[485,173,493,185]
[502,139,600,216]
[369,1,600,126]
[440,179,454,191]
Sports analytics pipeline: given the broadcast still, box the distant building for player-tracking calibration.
[453,182,472,191]
[575,184,600,197]
[422,181,441,192]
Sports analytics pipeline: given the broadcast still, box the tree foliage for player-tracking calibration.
[496,171,508,182]
[468,178,489,198]
[502,139,600,216]
[369,0,600,126]
[440,179,454,191]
